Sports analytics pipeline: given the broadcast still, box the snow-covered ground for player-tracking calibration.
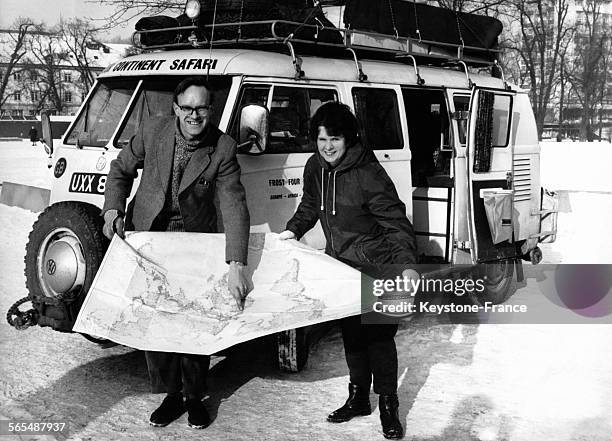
[0,140,54,190]
[1,140,611,440]
[540,140,612,193]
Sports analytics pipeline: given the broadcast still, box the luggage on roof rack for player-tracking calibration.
[344,0,502,51]
[135,2,342,46]
[132,1,502,66]
[198,0,314,11]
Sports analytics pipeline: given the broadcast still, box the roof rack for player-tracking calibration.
[133,19,500,67]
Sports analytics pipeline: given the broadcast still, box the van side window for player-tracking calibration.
[491,95,512,147]
[352,88,403,150]
[454,93,512,148]
[453,95,470,145]
[231,84,337,154]
[402,88,451,187]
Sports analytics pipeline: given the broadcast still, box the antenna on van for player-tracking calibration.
[454,9,466,61]
[207,0,220,79]
[412,0,422,42]
[346,48,367,82]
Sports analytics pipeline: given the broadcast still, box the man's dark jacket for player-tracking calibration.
[286,142,416,271]
[103,117,249,264]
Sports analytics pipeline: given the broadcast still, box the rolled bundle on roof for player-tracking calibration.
[344,0,503,51]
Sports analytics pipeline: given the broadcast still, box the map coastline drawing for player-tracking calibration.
[73,232,363,355]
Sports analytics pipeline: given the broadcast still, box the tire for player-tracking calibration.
[277,327,309,373]
[473,260,515,305]
[24,202,108,335]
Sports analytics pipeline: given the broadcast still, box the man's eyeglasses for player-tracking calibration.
[176,104,213,115]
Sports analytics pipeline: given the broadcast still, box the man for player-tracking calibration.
[102,77,250,429]
[29,126,38,146]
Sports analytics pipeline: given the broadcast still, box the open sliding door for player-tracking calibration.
[467,87,518,263]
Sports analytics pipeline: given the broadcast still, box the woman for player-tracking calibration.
[280,102,417,439]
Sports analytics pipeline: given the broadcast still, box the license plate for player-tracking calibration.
[68,173,107,195]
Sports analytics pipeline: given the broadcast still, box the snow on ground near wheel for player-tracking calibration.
[540,140,612,193]
[0,206,37,301]
[0,140,54,189]
[539,191,612,264]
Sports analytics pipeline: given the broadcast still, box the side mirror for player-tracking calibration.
[238,104,269,155]
[41,110,54,156]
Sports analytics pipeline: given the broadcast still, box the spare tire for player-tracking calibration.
[24,202,108,334]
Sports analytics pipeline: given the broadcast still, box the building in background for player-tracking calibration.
[0,27,128,119]
[562,0,612,141]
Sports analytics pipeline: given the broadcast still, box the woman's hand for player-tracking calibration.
[279,230,296,240]
[401,268,419,281]
[402,268,420,295]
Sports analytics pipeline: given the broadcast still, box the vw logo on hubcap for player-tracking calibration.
[46,259,57,275]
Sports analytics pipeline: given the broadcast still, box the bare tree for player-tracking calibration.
[0,18,36,108]
[25,25,70,113]
[58,18,99,97]
[567,0,610,141]
[97,0,183,30]
[433,0,508,15]
[504,0,574,139]
[555,48,572,141]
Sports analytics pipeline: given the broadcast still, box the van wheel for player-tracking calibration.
[474,260,515,305]
[24,202,108,340]
[277,327,308,372]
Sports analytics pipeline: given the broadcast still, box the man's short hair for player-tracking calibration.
[309,101,359,147]
[173,77,214,104]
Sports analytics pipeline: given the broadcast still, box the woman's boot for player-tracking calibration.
[379,394,403,439]
[327,383,371,423]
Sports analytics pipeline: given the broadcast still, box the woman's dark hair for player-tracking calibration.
[173,77,214,104]
[309,101,359,147]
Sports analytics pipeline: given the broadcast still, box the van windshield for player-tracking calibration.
[66,76,231,148]
[115,76,230,149]
[66,78,139,147]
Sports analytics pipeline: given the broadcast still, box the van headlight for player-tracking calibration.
[184,0,201,19]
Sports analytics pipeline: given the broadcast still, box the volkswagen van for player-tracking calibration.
[8,3,558,371]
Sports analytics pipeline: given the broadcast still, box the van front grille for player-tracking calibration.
[513,156,531,202]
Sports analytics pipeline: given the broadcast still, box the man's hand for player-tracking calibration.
[402,268,420,296]
[102,209,125,240]
[278,230,296,240]
[228,261,249,310]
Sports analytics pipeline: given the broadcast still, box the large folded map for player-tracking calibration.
[73,232,362,354]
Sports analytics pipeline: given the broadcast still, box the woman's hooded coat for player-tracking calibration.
[286,142,417,272]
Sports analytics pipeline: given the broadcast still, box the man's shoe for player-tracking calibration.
[185,398,211,429]
[327,383,371,423]
[149,394,184,427]
[379,394,403,439]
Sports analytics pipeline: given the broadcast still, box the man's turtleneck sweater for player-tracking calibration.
[162,119,210,232]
